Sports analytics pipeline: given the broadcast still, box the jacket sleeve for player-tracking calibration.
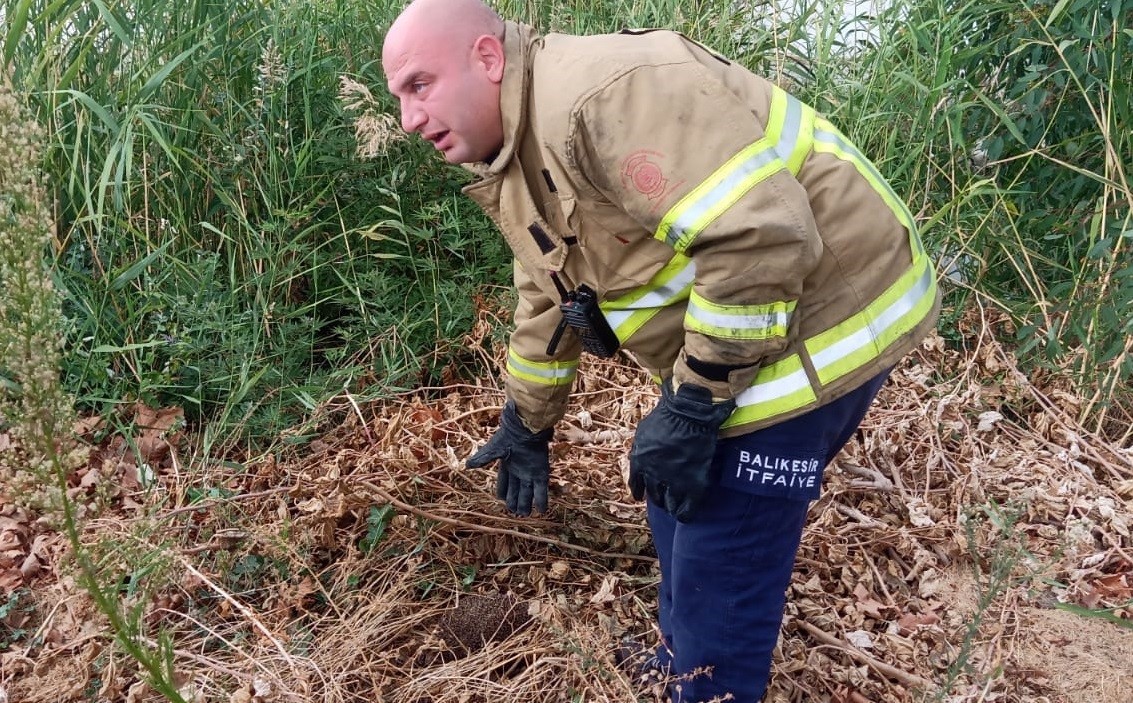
[504,258,581,431]
[569,60,822,400]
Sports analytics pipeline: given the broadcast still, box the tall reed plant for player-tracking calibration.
[3,0,509,452]
[762,0,1130,437]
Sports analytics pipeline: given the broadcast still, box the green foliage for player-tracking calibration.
[359,503,395,553]
[786,0,1131,433]
[950,0,1132,417]
[0,589,33,650]
[936,501,1032,700]
[1055,600,1133,629]
[0,74,190,703]
[3,0,1129,448]
[4,0,509,449]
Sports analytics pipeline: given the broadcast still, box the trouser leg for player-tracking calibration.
[645,370,891,702]
[664,490,809,702]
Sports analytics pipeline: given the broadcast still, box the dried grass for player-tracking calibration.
[2,303,1131,703]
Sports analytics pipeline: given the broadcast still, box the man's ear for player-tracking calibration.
[472,34,505,83]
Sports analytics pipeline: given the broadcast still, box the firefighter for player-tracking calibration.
[382,0,940,700]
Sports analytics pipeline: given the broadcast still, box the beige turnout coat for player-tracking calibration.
[463,23,941,436]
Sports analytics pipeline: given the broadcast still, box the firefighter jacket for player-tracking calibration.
[462,22,941,437]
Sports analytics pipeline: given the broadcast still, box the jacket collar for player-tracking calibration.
[463,21,541,179]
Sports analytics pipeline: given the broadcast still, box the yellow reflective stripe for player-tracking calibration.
[506,347,578,386]
[601,254,695,342]
[812,118,923,256]
[808,116,937,384]
[685,290,795,340]
[654,89,813,253]
[805,256,938,385]
[656,143,782,253]
[721,354,817,429]
[778,89,815,175]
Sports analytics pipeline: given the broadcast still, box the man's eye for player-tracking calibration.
[412,82,427,93]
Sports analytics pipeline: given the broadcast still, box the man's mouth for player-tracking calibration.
[428,131,450,149]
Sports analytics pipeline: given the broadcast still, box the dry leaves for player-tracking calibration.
[2,306,1131,703]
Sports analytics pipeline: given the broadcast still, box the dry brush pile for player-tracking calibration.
[2,306,1132,703]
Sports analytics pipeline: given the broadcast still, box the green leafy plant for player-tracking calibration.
[952,1,1131,424]
[3,0,511,455]
[0,75,189,703]
[934,502,1031,701]
[0,589,33,650]
[848,0,1130,433]
[359,503,396,554]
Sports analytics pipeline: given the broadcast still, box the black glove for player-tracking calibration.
[466,402,553,516]
[629,382,736,522]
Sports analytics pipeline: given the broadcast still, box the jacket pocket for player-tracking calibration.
[567,198,672,294]
[495,163,569,276]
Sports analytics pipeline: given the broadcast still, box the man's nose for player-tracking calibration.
[400,100,426,134]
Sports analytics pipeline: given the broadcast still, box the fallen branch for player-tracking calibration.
[795,618,935,692]
[158,487,292,522]
[833,502,885,529]
[360,480,654,563]
[839,462,895,492]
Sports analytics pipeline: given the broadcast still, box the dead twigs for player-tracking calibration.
[795,618,934,692]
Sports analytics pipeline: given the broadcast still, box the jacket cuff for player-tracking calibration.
[672,348,760,401]
[505,382,568,433]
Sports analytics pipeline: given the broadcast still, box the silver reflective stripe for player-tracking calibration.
[685,298,790,335]
[809,262,936,374]
[733,365,811,409]
[663,150,781,248]
[507,349,576,382]
[772,93,803,166]
[813,129,887,189]
[602,258,696,330]
[660,90,805,249]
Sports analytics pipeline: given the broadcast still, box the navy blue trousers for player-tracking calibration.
[646,370,890,702]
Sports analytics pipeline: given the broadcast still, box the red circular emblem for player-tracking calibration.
[622,151,669,200]
[632,162,664,195]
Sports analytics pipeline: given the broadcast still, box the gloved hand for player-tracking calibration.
[466,402,553,516]
[629,381,736,522]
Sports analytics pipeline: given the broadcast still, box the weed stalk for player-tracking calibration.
[0,75,188,703]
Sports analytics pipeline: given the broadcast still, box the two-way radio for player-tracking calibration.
[545,273,620,358]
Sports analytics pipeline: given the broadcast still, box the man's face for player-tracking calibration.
[383,31,504,165]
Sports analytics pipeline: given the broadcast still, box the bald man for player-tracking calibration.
[382,0,505,165]
[383,1,940,701]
